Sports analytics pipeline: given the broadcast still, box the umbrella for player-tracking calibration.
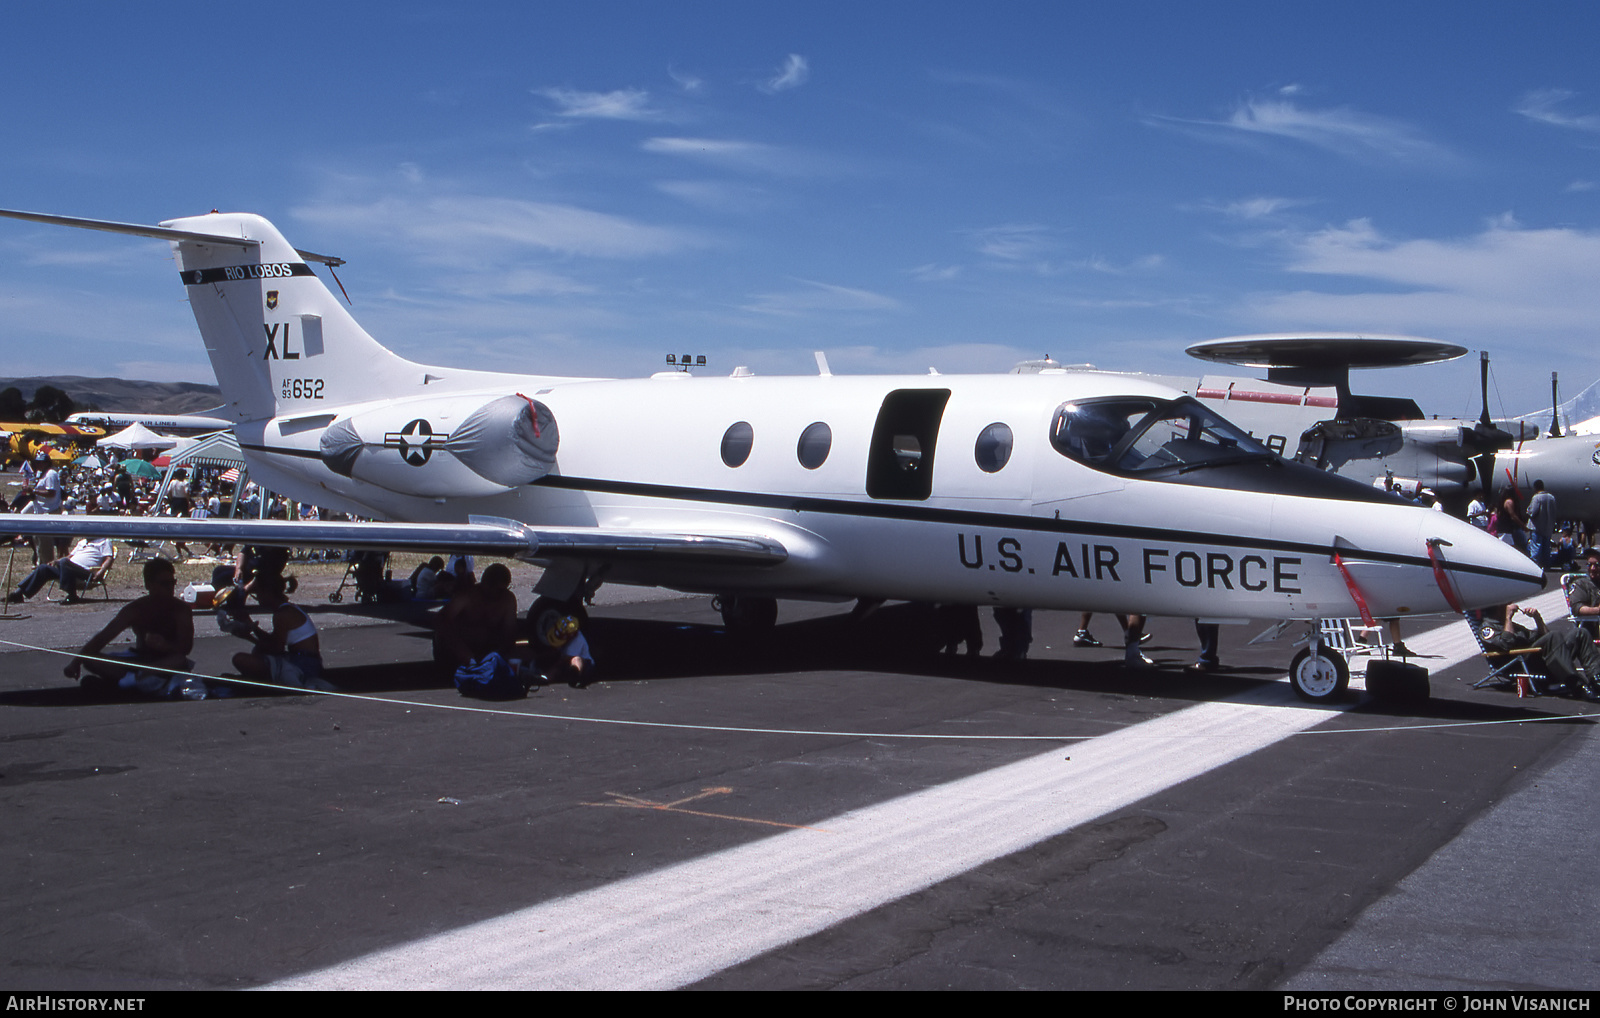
[120,457,161,479]
[75,453,105,469]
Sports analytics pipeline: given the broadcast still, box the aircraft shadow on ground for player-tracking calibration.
[5,603,1593,725]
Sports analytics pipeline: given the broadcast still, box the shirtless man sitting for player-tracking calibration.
[64,557,194,694]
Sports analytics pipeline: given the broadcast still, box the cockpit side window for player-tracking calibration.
[1050,397,1273,478]
[1050,400,1152,467]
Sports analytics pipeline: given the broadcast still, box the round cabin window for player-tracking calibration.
[974,422,1013,473]
[797,422,832,469]
[720,421,754,467]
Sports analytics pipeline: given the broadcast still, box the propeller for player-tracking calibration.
[1466,351,1516,499]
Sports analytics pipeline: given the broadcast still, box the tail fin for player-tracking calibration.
[161,212,422,421]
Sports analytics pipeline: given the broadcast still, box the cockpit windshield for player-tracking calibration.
[1049,396,1275,477]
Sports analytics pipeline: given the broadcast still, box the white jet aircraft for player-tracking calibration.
[0,209,1546,701]
[66,410,234,438]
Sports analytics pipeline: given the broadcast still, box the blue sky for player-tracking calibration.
[3,1,1600,418]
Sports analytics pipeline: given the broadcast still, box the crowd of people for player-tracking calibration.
[1468,479,1589,571]
[4,449,340,533]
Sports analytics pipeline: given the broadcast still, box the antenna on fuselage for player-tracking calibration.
[814,351,832,377]
[1550,371,1563,438]
[665,353,706,373]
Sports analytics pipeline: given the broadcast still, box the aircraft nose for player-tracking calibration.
[1439,521,1546,608]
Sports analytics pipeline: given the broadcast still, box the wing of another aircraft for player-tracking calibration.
[0,514,787,567]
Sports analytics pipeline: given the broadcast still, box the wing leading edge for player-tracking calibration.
[0,514,787,567]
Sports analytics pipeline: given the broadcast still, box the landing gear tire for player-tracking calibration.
[1366,659,1430,706]
[1290,646,1349,703]
[713,595,777,632]
[529,596,587,638]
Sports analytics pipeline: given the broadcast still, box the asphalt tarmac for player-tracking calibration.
[1,590,1596,991]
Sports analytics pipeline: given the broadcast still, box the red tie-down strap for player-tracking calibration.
[1425,539,1465,615]
[516,393,542,438]
[1332,553,1377,629]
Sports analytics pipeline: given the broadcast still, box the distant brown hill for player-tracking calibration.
[0,376,223,416]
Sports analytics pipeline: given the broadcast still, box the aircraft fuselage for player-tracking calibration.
[236,370,1537,621]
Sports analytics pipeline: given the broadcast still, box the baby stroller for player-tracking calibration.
[329,549,390,604]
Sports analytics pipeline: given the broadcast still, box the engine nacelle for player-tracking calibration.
[319,393,558,498]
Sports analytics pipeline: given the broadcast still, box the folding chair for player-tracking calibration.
[1465,614,1548,697]
[1561,574,1599,643]
[46,550,115,603]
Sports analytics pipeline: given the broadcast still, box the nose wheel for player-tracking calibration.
[1289,645,1349,702]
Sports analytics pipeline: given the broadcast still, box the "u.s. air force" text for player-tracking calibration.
[956,533,1300,593]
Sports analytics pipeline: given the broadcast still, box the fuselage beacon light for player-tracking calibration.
[0,209,1546,701]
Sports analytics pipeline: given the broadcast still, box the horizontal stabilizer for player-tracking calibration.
[0,208,344,266]
[1,515,787,567]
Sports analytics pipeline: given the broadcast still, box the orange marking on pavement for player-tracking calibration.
[583,788,829,832]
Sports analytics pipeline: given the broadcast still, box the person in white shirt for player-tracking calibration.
[6,533,114,604]
[22,456,61,513]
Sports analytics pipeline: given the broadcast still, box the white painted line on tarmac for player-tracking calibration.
[270,597,1564,991]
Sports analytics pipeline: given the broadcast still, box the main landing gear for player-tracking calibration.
[712,594,777,632]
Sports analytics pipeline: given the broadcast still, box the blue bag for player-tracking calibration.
[453,652,522,700]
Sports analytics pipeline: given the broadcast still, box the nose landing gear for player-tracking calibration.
[1289,644,1349,702]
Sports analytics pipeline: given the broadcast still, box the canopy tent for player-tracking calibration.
[151,430,272,520]
[150,436,202,467]
[166,430,244,471]
[98,421,177,451]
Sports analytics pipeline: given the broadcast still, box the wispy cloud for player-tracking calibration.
[1077,254,1165,275]
[1244,216,1600,337]
[1515,89,1600,133]
[910,263,961,283]
[969,223,1054,262]
[760,54,809,93]
[0,281,207,379]
[642,136,827,176]
[1201,196,1310,220]
[293,194,703,261]
[654,179,770,214]
[437,267,597,298]
[537,87,660,120]
[1150,97,1459,167]
[740,278,900,316]
[667,67,705,95]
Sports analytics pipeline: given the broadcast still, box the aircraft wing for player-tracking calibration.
[0,514,787,567]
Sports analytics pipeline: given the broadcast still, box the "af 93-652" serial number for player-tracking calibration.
[281,378,325,399]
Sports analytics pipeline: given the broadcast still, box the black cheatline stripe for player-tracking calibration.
[530,475,1458,571]
[242,442,321,459]
[238,443,1534,583]
[178,263,316,286]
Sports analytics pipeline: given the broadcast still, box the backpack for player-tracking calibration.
[453,652,524,700]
